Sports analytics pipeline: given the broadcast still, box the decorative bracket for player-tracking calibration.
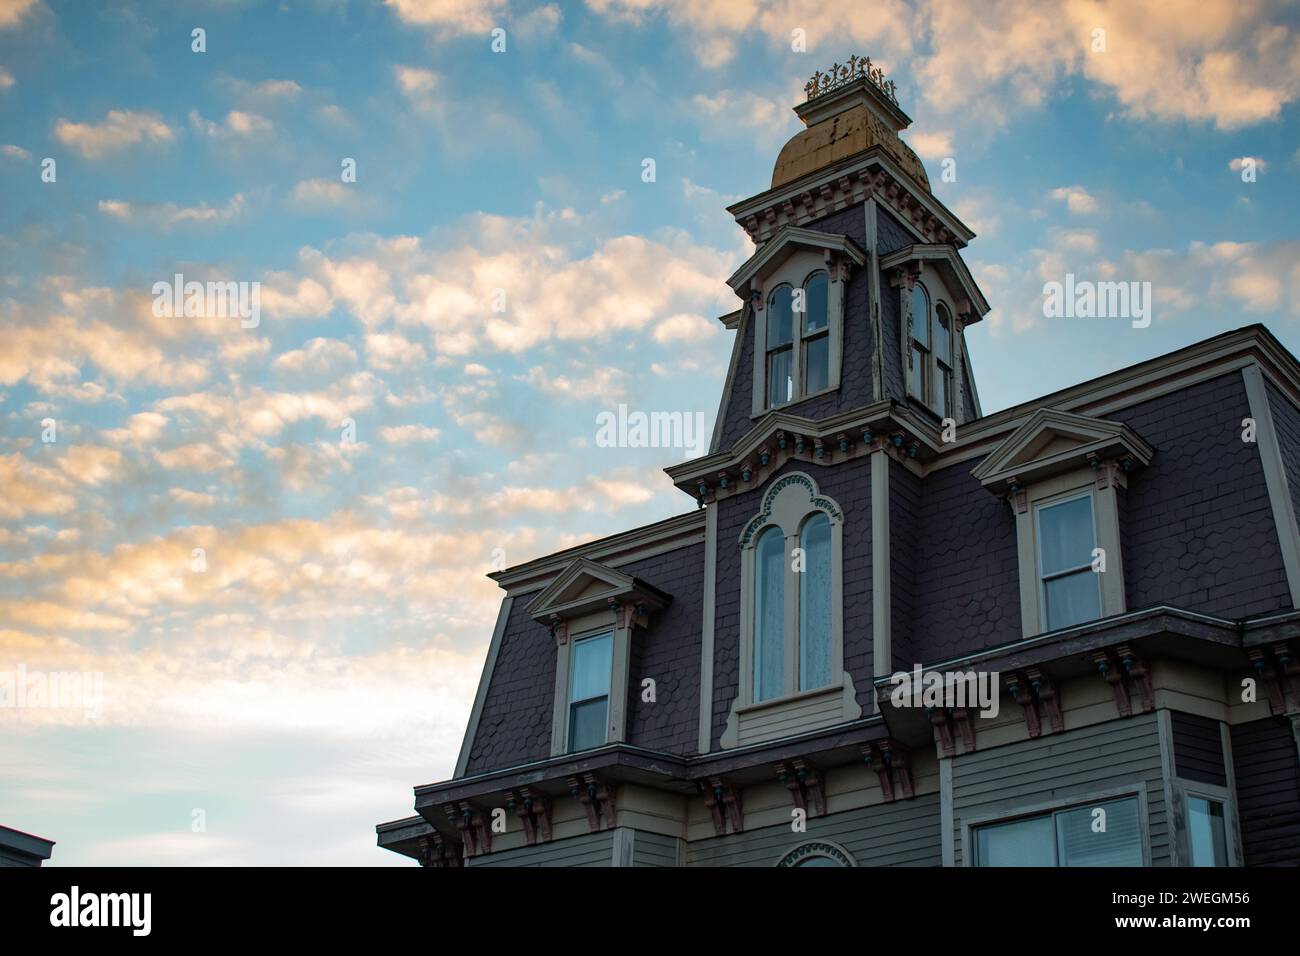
[701,776,744,835]
[1025,667,1064,733]
[505,787,553,846]
[775,758,827,818]
[1004,672,1041,738]
[1093,648,1131,718]
[443,801,492,858]
[861,740,912,801]
[1247,647,1287,715]
[1115,644,1154,713]
[927,706,955,757]
[568,774,616,832]
[418,832,463,868]
[953,707,978,752]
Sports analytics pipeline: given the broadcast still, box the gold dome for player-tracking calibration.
[771,102,930,193]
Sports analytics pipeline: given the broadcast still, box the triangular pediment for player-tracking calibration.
[727,225,866,297]
[971,407,1154,490]
[527,557,670,624]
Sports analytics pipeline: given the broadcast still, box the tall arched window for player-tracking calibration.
[799,512,832,691]
[766,285,794,408]
[801,271,829,394]
[934,302,953,417]
[754,527,786,703]
[909,282,931,402]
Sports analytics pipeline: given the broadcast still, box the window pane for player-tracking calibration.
[569,632,612,703]
[1056,798,1143,866]
[975,815,1055,866]
[1044,569,1101,630]
[767,347,793,407]
[568,698,608,752]
[910,284,930,348]
[933,369,948,417]
[802,272,828,333]
[804,335,829,393]
[767,285,793,346]
[755,527,785,702]
[935,303,952,363]
[1038,496,1095,575]
[908,347,926,398]
[799,513,832,691]
[1188,797,1228,867]
[794,855,842,867]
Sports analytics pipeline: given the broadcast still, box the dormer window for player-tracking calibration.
[908,281,953,418]
[567,631,613,752]
[728,226,864,420]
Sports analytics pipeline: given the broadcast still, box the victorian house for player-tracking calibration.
[378,59,1300,868]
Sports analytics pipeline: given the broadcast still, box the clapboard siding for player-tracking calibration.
[1170,711,1226,785]
[1231,716,1300,866]
[951,713,1168,866]
[632,830,681,867]
[685,795,941,867]
[468,830,613,867]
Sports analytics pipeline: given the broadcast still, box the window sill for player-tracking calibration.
[722,673,862,748]
[754,384,840,419]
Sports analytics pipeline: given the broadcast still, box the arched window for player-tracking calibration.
[776,841,856,867]
[909,282,931,402]
[754,527,785,703]
[801,271,829,393]
[934,302,953,417]
[798,512,832,691]
[766,285,794,407]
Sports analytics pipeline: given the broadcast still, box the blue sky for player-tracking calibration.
[1,0,1297,865]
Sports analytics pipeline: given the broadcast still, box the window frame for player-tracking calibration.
[1012,469,1127,638]
[723,472,862,748]
[961,784,1151,867]
[1033,489,1103,632]
[750,250,846,417]
[902,271,961,420]
[1175,777,1240,868]
[565,629,614,754]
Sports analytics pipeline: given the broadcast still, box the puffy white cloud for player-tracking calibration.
[53,110,175,159]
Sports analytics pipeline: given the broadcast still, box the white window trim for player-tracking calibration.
[1175,781,1240,868]
[960,782,1151,867]
[550,608,635,756]
[1032,488,1103,633]
[1012,465,1127,638]
[722,472,861,748]
[751,250,846,417]
[902,267,960,420]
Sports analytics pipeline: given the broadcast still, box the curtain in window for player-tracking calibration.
[975,816,1055,866]
[803,272,828,332]
[754,527,785,702]
[1055,798,1143,866]
[799,513,832,691]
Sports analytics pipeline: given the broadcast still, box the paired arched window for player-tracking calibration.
[741,474,843,704]
[766,271,829,408]
[908,280,954,418]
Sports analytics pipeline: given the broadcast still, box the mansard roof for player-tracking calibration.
[970,406,1154,492]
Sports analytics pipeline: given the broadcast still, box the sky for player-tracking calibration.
[0,0,1297,866]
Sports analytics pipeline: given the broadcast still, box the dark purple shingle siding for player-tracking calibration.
[889,459,920,670]
[711,456,874,747]
[464,592,555,775]
[1266,380,1300,568]
[1109,372,1290,617]
[910,459,1021,662]
[876,207,913,256]
[623,543,705,753]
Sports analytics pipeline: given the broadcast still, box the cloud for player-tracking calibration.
[189,109,273,139]
[383,0,507,34]
[0,0,38,29]
[907,129,954,160]
[0,65,12,89]
[289,178,362,211]
[272,337,358,374]
[1228,156,1267,174]
[53,110,175,159]
[1049,185,1100,215]
[0,143,29,160]
[98,193,247,230]
[378,424,441,445]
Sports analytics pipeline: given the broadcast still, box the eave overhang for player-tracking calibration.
[725,225,866,300]
[664,398,942,504]
[970,407,1154,495]
[880,243,992,321]
[726,147,976,248]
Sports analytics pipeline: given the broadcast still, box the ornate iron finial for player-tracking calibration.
[805,54,900,105]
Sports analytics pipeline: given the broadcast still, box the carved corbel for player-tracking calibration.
[1004,672,1041,738]
[1115,644,1153,713]
[928,706,955,757]
[1273,641,1300,709]
[1025,667,1064,734]
[445,801,491,858]
[549,615,569,647]
[861,742,894,801]
[775,758,827,819]
[568,774,616,832]
[953,707,978,752]
[419,832,463,868]
[883,742,914,799]
[1247,648,1286,714]
[701,776,744,835]
[506,787,553,846]
[1093,649,1131,718]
